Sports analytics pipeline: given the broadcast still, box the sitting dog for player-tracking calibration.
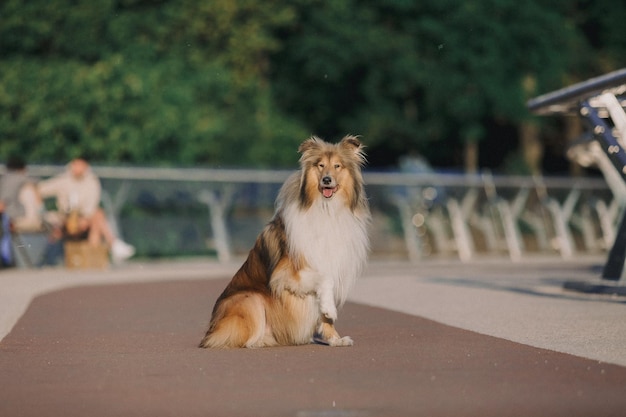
[199,135,370,348]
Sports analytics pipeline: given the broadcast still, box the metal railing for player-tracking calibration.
[8,165,619,263]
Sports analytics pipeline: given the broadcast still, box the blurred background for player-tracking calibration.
[1,0,625,261]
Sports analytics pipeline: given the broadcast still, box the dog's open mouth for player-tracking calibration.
[322,187,337,198]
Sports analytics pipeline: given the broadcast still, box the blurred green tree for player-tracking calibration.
[270,0,582,171]
[0,0,307,167]
[1,0,625,171]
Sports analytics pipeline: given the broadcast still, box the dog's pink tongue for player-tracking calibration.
[323,188,334,198]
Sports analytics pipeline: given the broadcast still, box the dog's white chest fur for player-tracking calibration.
[283,197,369,306]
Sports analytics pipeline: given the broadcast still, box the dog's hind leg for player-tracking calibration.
[199,293,274,348]
[313,319,353,347]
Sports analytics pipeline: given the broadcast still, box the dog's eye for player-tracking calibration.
[334,164,341,169]
[318,163,325,169]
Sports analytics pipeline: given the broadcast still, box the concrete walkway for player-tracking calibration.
[352,257,626,367]
[2,256,625,365]
[1,256,625,417]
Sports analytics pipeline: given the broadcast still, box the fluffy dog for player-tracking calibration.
[199,135,370,348]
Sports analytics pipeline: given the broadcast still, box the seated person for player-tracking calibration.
[37,157,135,263]
[0,156,43,232]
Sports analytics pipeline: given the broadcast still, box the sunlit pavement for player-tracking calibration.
[2,255,625,365]
[1,256,625,417]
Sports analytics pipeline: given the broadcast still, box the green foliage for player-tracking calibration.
[271,0,585,164]
[0,0,625,169]
[0,0,306,167]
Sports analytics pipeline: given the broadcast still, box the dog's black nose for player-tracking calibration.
[322,176,332,185]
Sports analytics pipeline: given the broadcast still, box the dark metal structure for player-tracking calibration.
[529,69,626,291]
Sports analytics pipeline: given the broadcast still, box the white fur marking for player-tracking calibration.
[283,195,369,308]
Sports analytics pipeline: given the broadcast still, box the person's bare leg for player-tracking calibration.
[87,209,115,247]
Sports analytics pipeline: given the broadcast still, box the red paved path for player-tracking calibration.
[1,278,625,417]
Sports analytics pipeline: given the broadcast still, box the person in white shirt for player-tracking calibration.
[37,157,135,263]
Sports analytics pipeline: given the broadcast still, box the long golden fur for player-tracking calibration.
[199,135,370,348]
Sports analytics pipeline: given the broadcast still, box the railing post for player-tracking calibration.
[393,196,423,262]
[198,187,235,263]
[446,189,477,262]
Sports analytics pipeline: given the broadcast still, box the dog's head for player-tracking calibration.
[298,135,366,210]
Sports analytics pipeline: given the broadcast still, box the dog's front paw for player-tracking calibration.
[319,293,337,322]
[328,335,353,347]
[320,303,338,323]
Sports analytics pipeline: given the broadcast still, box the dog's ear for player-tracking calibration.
[340,135,366,165]
[298,136,323,154]
[340,135,362,151]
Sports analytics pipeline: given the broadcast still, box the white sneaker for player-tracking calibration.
[111,239,135,263]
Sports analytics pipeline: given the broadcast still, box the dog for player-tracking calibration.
[199,135,370,348]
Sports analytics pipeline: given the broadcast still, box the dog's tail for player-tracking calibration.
[199,292,271,348]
